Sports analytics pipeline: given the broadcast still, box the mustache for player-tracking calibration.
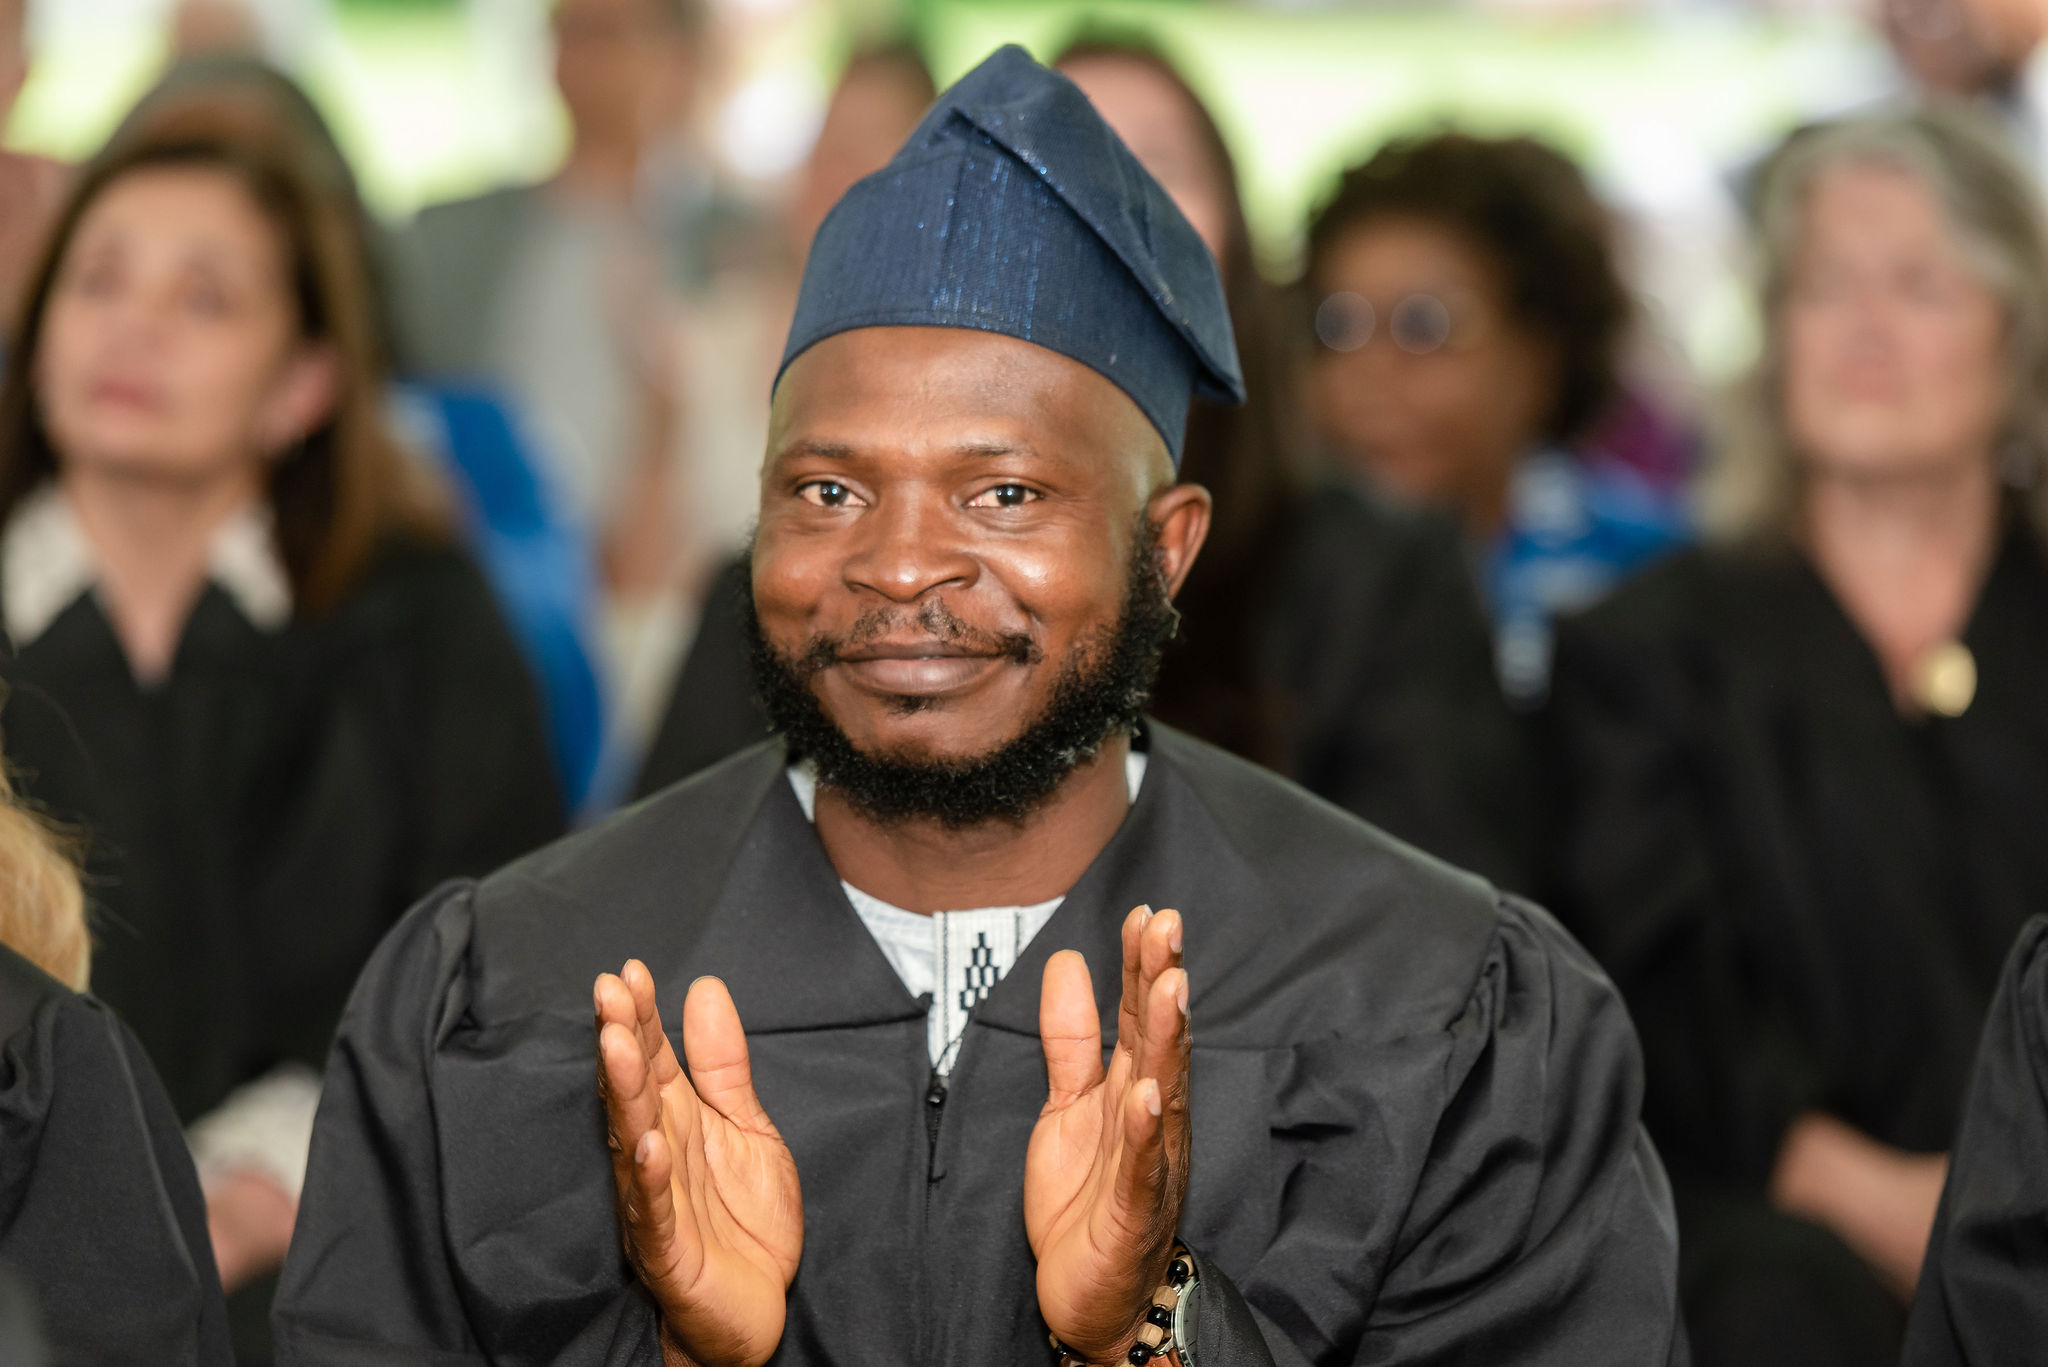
[792,598,1043,677]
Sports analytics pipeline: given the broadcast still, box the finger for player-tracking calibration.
[1117,906,1150,1058]
[1134,967,1191,1123]
[1040,949,1105,1104]
[679,976,770,1130]
[625,1123,699,1290]
[620,959,684,1088]
[1128,908,1182,1062]
[594,971,637,1034]
[599,1018,664,1192]
[1110,1075,1170,1239]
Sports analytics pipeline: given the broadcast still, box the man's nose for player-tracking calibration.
[840,490,979,604]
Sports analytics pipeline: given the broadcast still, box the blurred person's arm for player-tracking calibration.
[600,245,702,603]
[188,1063,322,1293]
[1771,1112,1947,1301]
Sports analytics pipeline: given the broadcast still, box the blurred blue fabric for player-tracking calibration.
[397,384,607,810]
[1488,447,1692,705]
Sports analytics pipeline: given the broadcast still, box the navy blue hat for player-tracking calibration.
[777,44,1245,465]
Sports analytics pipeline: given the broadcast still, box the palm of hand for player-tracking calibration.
[1026,907,1191,1360]
[598,963,803,1367]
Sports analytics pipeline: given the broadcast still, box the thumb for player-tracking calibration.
[1040,950,1105,1106]
[679,976,770,1131]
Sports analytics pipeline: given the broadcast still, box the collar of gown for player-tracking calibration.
[1,482,293,645]
[652,731,1200,1043]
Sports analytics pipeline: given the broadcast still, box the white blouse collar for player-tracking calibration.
[2,483,293,646]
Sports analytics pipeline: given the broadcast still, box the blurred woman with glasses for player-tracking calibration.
[0,69,563,1342]
[1545,107,2048,1367]
[1304,132,1690,705]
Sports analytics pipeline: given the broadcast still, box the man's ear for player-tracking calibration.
[256,342,341,456]
[1145,482,1212,599]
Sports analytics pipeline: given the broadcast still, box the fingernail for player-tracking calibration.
[1146,1082,1163,1118]
[1169,919,1183,954]
[1176,974,1189,1015]
[1139,904,1154,923]
[635,1133,654,1166]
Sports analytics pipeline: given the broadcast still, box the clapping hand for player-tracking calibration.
[595,963,803,1367]
[1027,906,1194,1364]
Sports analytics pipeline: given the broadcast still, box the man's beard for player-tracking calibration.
[743,520,1179,829]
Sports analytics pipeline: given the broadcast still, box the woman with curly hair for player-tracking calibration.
[1305,131,1689,703]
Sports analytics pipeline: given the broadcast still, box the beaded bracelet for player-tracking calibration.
[1048,1243,1195,1367]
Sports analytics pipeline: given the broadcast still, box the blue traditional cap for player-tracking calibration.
[777,44,1246,466]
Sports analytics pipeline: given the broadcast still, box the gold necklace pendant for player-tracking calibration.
[1912,640,1977,718]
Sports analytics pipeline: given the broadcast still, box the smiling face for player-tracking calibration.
[34,164,334,488]
[750,326,1208,812]
[1781,163,2009,484]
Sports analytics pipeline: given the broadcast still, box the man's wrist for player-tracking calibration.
[1051,1243,1197,1367]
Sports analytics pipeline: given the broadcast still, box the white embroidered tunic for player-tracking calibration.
[787,750,1147,1074]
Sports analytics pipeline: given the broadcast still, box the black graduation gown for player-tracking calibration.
[0,536,566,1126]
[0,944,233,1366]
[1903,915,2048,1367]
[636,482,1533,891]
[276,725,1682,1365]
[1542,529,2048,1361]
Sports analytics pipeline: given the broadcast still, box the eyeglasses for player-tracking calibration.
[1312,290,1474,356]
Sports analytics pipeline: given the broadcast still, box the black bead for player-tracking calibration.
[1147,1305,1174,1329]
[1127,1344,1152,1366]
[1167,1258,1192,1286]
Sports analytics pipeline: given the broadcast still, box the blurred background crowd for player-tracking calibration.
[3,0,2048,1363]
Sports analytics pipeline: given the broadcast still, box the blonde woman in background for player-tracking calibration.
[1544,106,2048,1367]
[0,751,231,1366]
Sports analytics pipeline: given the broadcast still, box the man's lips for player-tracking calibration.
[830,640,1013,695]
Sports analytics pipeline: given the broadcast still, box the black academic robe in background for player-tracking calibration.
[0,535,564,1127]
[1904,916,2048,1367]
[0,945,232,1366]
[637,482,1533,891]
[277,725,1681,1365]
[1542,527,2048,1365]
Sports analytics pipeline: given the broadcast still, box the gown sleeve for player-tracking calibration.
[274,883,665,1367]
[1543,607,1821,1185]
[1902,916,2048,1367]
[273,883,492,1365]
[0,986,233,1366]
[1358,898,1684,1365]
[1187,899,1686,1367]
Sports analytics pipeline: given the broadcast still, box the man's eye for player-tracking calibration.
[970,484,1037,509]
[798,481,858,508]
